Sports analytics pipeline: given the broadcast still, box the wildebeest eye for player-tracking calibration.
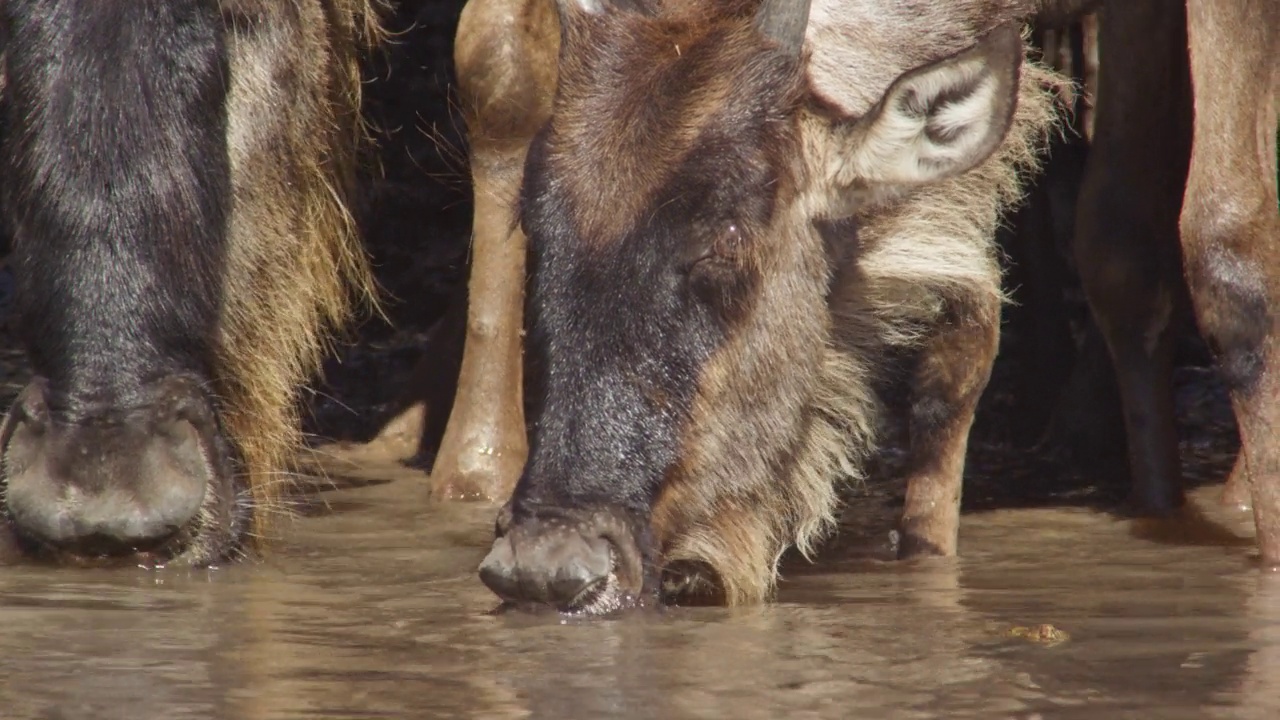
[685,222,756,315]
[686,223,745,271]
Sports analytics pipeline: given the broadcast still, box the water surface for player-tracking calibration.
[2,476,1277,720]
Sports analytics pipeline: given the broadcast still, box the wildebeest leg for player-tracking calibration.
[1180,0,1280,555]
[1016,18,1127,468]
[1218,460,1254,513]
[1001,153,1080,447]
[429,0,557,501]
[1071,0,1192,514]
[428,154,531,501]
[898,301,999,558]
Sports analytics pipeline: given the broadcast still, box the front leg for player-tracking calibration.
[898,298,1000,558]
[427,0,558,501]
[428,150,531,501]
[1179,0,1280,555]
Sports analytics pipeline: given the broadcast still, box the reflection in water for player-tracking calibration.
[1215,574,1280,717]
[1,481,1278,719]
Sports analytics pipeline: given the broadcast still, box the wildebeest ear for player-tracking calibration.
[832,22,1022,194]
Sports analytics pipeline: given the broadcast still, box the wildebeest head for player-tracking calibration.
[0,0,242,566]
[0,0,377,567]
[479,0,1024,612]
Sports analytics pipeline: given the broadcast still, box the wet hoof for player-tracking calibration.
[893,529,951,560]
[478,505,651,615]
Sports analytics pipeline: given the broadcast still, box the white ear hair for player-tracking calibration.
[839,23,1022,189]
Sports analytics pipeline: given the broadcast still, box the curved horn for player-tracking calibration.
[754,0,812,57]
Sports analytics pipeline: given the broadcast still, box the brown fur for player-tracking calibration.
[1178,0,1280,556]
[551,4,784,246]
[431,0,1090,517]
[652,43,1065,604]
[212,0,384,550]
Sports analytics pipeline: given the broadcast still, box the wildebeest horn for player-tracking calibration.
[754,0,812,57]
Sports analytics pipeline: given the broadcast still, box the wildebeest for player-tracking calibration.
[0,0,381,564]
[449,0,1065,612]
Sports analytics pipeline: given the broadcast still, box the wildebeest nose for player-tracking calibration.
[53,489,190,551]
[2,381,212,556]
[11,481,197,556]
[478,523,615,610]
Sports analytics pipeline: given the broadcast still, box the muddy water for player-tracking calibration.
[1,476,1277,720]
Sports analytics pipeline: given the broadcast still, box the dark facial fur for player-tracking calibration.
[490,5,807,608]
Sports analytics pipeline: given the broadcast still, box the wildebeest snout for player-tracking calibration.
[478,505,649,614]
[1,377,221,558]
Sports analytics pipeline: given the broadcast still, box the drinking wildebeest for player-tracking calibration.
[0,0,381,564]
[439,0,1280,612]
[447,0,1066,612]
